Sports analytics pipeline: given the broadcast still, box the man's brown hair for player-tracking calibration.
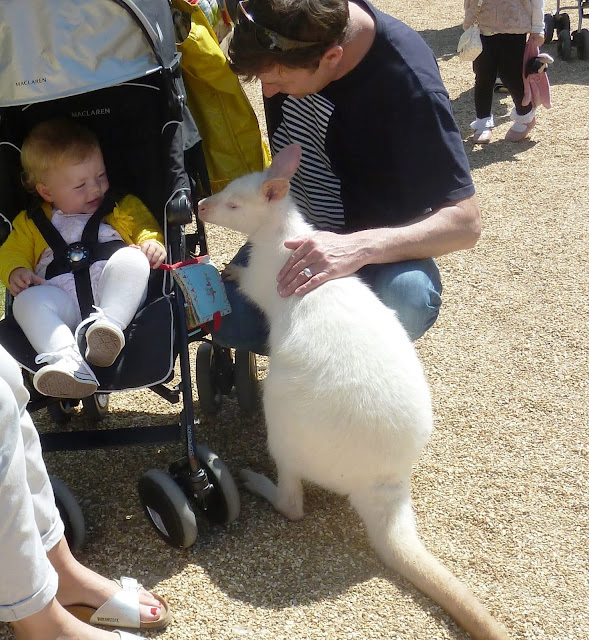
[228,0,349,78]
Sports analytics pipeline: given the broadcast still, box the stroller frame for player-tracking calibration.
[0,0,248,549]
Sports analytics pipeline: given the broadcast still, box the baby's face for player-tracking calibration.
[37,148,109,215]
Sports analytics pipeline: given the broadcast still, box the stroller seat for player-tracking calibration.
[0,75,185,393]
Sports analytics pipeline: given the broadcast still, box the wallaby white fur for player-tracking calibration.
[198,145,509,640]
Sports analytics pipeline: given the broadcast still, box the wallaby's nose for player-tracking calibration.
[197,198,209,220]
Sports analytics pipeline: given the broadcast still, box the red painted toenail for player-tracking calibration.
[151,607,158,615]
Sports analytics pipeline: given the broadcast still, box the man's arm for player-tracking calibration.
[276,193,481,297]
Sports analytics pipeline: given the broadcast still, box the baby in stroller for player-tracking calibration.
[0,118,167,400]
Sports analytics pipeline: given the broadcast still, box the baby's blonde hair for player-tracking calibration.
[21,118,101,191]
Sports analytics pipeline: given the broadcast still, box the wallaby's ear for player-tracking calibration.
[267,144,302,181]
[261,177,290,203]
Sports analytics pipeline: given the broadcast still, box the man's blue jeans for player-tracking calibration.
[212,244,442,355]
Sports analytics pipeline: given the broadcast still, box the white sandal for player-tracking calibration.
[65,576,170,630]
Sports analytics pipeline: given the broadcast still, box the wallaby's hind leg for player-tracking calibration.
[240,468,304,520]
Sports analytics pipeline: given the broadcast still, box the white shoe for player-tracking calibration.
[470,116,494,144]
[33,347,98,398]
[505,107,536,142]
[84,316,125,367]
[473,128,492,144]
[505,117,536,142]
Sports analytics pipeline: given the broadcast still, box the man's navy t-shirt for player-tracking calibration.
[264,0,474,232]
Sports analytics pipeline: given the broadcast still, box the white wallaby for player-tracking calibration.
[198,145,509,640]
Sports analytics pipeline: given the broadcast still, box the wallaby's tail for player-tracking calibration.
[350,483,510,640]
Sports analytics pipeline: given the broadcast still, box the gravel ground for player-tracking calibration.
[2,1,587,639]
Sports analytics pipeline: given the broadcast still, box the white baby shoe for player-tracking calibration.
[34,346,98,398]
[84,315,126,367]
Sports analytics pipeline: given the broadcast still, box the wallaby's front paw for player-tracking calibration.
[222,263,241,282]
[240,469,304,520]
[240,469,277,501]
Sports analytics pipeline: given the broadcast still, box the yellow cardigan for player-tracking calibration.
[0,194,165,288]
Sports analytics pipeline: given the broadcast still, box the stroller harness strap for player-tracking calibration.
[28,192,126,319]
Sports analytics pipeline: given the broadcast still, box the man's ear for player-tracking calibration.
[36,183,53,203]
[267,144,302,181]
[261,177,290,203]
[321,44,344,70]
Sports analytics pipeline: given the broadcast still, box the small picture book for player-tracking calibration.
[163,256,231,330]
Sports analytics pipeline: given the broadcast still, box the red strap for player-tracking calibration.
[201,312,222,334]
[159,256,209,271]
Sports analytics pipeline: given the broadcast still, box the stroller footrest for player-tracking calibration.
[40,423,183,452]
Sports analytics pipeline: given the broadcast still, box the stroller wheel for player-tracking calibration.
[558,29,572,60]
[49,475,86,552]
[544,13,555,45]
[234,350,260,413]
[138,469,198,548]
[82,392,109,422]
[577,29,589,59]
[195,445,240,525]
[47,399,78,424]
[196,342,222,414]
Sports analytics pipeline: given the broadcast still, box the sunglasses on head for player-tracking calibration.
[237,0,320,52]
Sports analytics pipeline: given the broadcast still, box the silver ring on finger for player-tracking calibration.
[302,267,313,279]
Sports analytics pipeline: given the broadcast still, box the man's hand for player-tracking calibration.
[275,194,481,298]
[8,267,46,296]
[136,240,167,269]
[276,231,368,298]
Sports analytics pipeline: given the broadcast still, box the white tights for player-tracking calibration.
[13,247,150,356]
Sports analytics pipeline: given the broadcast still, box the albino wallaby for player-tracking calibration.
[198,145,509,640]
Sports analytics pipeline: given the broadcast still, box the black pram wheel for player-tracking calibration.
[195,445,240,525]
[577,29,589,59]
[195,342,223,414]
[544,13,555,45]
[195,343,234,414]
[82,393,109,422]
[47,399,78,425]
[137,469,198,548]
[234,350,260,412]
[558,29,572,60]
[49,475,86,552]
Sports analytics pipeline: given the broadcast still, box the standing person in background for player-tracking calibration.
[465,0,545,144]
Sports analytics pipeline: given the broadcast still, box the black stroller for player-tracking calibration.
[0,0,256,549]
[544,1,589,59]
